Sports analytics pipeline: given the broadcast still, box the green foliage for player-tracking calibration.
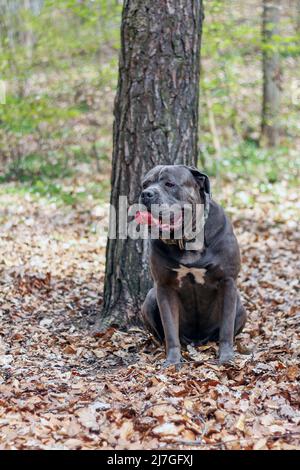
[199,0,299,186]
[0,152,72,181]
[0,94,81,133]
[0,0,119,205]
[0,150,110,205]
[203,141,299,185]
[0,0,299,206]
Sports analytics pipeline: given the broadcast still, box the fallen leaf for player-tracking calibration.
[76,407,99,431]
[152,422,184,436]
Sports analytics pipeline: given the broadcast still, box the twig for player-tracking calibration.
[203,89,222,193]
[143,402,174,413]
[242,292,258,307]
[161,431,300,449]
[204,90,222,160]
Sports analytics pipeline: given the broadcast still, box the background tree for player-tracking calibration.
[261,0,282,147]
[95,0,204,330]
[297,0,300,34]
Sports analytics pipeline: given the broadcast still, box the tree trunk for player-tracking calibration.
[261,0,282,147]
[297,0,300,34]
[96,0,204,330]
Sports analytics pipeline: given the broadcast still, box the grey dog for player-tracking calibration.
[137,165,246,366]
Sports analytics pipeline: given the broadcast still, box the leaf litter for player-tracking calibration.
[0,182,299,450]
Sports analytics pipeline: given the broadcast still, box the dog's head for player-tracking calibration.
[136,165,211,237]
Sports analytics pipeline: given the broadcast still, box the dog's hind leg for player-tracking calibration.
[141,287,164,343]
[234,293,247,336]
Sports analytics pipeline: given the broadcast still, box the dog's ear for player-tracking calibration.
[187,167,211,196]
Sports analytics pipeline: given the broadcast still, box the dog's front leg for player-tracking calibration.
[156,285,182,367]
[219,278,237,364]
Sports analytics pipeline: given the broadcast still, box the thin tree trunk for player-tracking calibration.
[204,90,221,194]
[297,0,300,33]
[261,0,282,147]
[95,0,204,330]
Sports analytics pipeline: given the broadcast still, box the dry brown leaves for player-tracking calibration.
[0,181,299,450]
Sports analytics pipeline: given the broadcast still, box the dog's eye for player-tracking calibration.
[165,182,175,188]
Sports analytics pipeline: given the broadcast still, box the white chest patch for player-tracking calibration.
[173,264,206,287]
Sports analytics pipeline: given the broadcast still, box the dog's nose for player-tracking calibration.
[141,189,156,201]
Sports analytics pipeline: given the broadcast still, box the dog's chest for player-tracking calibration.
[172,264,206,287]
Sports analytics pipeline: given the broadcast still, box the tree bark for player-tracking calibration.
[96,0,204,330]
[261,0,282,147]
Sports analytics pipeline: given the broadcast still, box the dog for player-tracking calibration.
[136,165,246,366]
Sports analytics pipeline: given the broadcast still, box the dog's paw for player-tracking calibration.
[218,350,235,365]
[161,357,183,371]
[161,361,183,371]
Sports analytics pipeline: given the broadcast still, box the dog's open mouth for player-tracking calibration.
[135,210,183,230]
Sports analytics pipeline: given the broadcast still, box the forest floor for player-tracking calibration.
[0,176,299,450]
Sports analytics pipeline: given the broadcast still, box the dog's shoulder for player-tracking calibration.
[204,199,241,276]
[205,199,235,241]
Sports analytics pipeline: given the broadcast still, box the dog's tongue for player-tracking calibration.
[135,210,182,230]
[135,211,156,225]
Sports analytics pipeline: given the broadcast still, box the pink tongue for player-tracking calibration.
[135,211,182,229]
[135,211,155,225]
